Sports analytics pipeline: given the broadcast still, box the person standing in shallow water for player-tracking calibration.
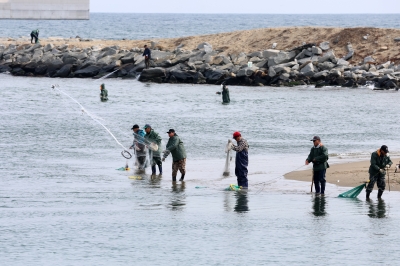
[230,131,249,188]
[366,145,392,199]
[142,45,151,69]
[162,129,187,182]
[305,136,329,195]
[144,124,163,175]
[100,83,108,101]
[221,83,230,104]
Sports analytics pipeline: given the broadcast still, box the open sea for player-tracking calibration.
[0,13,400,40]
[1,13,400,265]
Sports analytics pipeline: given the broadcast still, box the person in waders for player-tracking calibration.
[144,124,163,175]
[162,129,187,182]
[305,136,329,195]
[230,131,249,188]
[30,29,39,44]
[100,83,108,101]
[366,145,392,199]
[222,83,230,104]
[130,125,147,170]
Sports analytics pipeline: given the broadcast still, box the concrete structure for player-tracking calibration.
[0,0,89,20]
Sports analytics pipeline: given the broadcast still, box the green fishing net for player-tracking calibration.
[338,183,366,198]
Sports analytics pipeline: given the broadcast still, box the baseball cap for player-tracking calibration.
[310,136,321,141]
[381,145,389,153]
[131,124,139,130]
[166,129,175,133]
[144,124,151,129]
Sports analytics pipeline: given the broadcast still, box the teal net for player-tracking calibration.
[225,184,241,191]
[338,183,366,198]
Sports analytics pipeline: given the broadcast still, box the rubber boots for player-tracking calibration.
[366,191,371,199]
[378,190,383,199]
[179,174,185,182]
[158,165,162,175]
[172,176,176,182]
[151,165,156,175]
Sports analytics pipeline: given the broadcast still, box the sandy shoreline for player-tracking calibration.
[2,27,400,64]
[285,158,400,191]
[284,158,400,191]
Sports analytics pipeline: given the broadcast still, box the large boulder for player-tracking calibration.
[54,64,73,77]
[204,69,226,82]
[318,50,337,64]
[139,68,166,81]
[318,61,335,71]
[170,53,193,65]
[0,64,11,73]
[197,42,212,52]
[319,41,330,51]
[74,65,101,77]
[262,49,280,59]
[232,52,247,65]
[43,44,54,53]
[34,64,48,75]
[236,66,258,77]
[312,46,322,55]
[268,51,297,66]
[170,69,197,82]
[363,56,375,64]
[120,52,136,64]
[300,62,315,76]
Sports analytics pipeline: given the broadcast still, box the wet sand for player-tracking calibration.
[285,158,400,191]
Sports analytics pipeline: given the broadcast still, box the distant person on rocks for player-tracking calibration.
[162,129,187,182]
[142,45,151,69]
[305,136,329,195]
[30,29,39,44]
[144,124,163,176]
[229,131,249,188]
[222,83,230,104]
[130,124,147,170]
[100,83,108,101]
[366,145,392,199]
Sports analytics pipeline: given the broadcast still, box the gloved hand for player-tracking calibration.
[135,145,141,151]
[386,164,391,168]
[228,139,232,143]
[162,158,165,162]
[379,169,386,174]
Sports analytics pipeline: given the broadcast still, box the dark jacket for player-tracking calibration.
[369,149,393,176]
[143,48,151,59]
[145,129,162,157]
[307,144,329,171]
[164,134,186,162]
[222,86,230,103]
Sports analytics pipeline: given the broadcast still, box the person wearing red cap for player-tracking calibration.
[229,131,249,188]
[366,145,392,199]
[306,136,329,195]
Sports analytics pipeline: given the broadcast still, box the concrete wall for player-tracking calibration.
[0,0,89,20]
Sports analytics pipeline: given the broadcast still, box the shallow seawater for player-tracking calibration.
[1,75,400,265]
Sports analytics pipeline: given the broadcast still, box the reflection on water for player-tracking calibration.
[169,182,186,211]
[234,191,249,213]
[367,199,386,218]
[312,195,327,217]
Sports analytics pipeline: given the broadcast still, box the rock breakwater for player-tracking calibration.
[1,37,400,90]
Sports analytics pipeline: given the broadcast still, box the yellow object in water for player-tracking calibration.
[225,184,241,191]
[129,176,143,180]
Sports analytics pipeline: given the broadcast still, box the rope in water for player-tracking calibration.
[236,164,307,195]
[51,84,132,159]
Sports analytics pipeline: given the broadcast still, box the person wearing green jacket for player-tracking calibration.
[366,145,393,199]
[30,29,39,44]
[100,83,108,101]
[162,129,187,182]
[222,83,230,104]
[144,124,163,175]
[305,136,329,194]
